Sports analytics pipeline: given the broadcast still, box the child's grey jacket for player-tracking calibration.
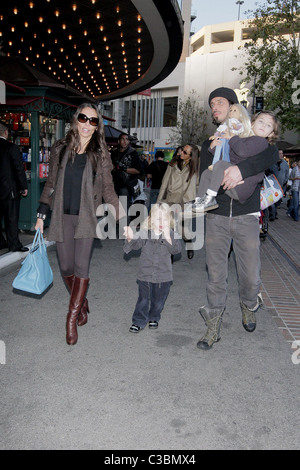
[123,229,182,283]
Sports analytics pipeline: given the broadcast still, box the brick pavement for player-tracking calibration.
[260,203,300,344]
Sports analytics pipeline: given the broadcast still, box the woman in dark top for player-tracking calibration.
[35,103,122,346]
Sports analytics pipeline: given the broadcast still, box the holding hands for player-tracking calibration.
[123,226,134,242]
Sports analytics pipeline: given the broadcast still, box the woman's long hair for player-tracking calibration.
[169,146,183,166]
[62,103,107,171]
[170,144,200,182]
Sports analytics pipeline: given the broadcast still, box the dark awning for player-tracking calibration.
[4,96,42,107]
[4,82,26,94]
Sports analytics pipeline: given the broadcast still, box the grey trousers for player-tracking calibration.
[198,160,239,200]
[205,213,261,311]
[56,214,94,279]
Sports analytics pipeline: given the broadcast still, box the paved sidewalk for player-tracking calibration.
[0,204,299,450]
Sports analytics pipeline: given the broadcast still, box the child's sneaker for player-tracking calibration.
[149,321,159,330]
[129,324,141,333]
[192,195,219,213]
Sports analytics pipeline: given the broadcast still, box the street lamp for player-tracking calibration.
[236,1,245,20]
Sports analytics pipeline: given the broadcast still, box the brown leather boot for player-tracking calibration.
[77,298,90,327]
[63,275,89,327]
[66,277,89,346]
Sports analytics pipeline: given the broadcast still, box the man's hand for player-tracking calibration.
[222,165,243,190]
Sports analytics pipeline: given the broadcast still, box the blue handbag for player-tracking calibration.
[12,229,53,297]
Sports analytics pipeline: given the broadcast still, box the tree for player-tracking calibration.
[234,0,300,134]
[168,90,208,147]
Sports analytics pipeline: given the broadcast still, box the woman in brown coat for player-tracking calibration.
[35,103,123,346]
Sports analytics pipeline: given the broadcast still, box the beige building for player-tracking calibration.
[107,6,299,152]
[190,19,254,56]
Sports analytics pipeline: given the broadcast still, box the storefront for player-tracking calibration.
[1,97,75,230]
[0,58,95,230]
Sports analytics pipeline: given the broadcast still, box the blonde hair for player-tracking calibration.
[226,104,252,138]
[143,203,175,231]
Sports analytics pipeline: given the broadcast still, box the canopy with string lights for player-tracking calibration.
[0,0,184,102]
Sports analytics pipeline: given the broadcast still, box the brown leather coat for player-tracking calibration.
[39,140,122,242]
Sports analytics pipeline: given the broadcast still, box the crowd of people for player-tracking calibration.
[1,86,299,349]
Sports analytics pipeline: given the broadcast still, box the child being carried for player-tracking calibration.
[192,107,279,213]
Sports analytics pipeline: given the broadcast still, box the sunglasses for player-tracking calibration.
[183,150,191,156]
[77,113,99,127]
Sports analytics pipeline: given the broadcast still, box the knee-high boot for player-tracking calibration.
[66,277,89,346]
[63,275,90,327]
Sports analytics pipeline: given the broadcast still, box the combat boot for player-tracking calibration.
[197,307,225,350]
[241,293,264,333]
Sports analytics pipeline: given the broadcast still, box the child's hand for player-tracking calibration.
[123,226,134,242]
[210,137,222,150]
[221,129,232,140]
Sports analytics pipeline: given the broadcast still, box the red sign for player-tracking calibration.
[138,88,151,97]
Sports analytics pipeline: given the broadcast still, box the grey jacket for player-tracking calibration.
[39,140,122,242]
[123,229,182,283]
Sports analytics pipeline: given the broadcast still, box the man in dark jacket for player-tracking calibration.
[0,121,28,252]
[196,87,278,351]
[111,133,142,217]
[147,151,168,207]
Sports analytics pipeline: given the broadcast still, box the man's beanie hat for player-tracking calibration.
[208,87,239,105]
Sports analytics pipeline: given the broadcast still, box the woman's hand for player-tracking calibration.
[123,226,134,242]
[35,218,44,234]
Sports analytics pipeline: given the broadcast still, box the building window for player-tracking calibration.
[163,97,178,127]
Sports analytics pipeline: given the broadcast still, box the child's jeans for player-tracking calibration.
[132,280,172,328]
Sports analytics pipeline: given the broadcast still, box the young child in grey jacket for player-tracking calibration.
[123,203,182,333]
